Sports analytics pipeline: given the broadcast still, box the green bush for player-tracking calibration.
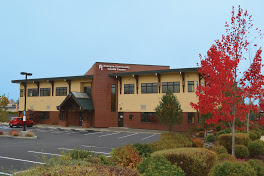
[69,148,94,159]
[206,134,215,142]
[218,133,250,152]
[209,160,257,176]
[251,130,261,139]
[132,143,153,157]
[248,140,264,157]
[224,128,232,133]
[216,130,225,137]
[235,145,249,159]
[217,153,236,162]
[97,154,112,165]
[211,145,228,155]
[138,156,186,176]
[249,131,259,141]
[248,159,264,176]
[198,131,204,138]
[151,148,217,176]
[215,125,221,131]
[151,132,192,151]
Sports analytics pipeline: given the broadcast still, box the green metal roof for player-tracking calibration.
[12,75,93,83]
[108,67,199,77]
[58,92,94,111]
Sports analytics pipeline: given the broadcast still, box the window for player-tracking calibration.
[39,112,49,120]
[162,82,180,93]
[124,84,134,94]
[56,87,67,96]
[20,89,24,97]
[40,88,50,96]
[188,81,194,92]
[141,112,158,122]
[28,89,38,97]
[84,86,91,97]
[188,112,195,124]
[111,84,116,112]
[141,83,158,94]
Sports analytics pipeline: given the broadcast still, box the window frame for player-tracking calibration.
[39,111,49,120]
[188,112,195,124]
[20,89,24,97]
[188,81,195,92]
[28,88,38,97]
[124,84,135,94]
[56,87,67,96]
[162,82,180,93]
[141,83,158,94]
[141,112,158,123]
[40,88,51,96]
[111,84,116,112]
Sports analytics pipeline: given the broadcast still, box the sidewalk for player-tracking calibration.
[0,122,163,134]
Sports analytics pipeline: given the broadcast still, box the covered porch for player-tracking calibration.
[57,92,94,128]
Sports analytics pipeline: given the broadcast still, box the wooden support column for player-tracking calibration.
[117,76,122,94]
[48,81,54,96]
[199,73,203,86]
[181,72,185,93]
[133,75,139,94]
[66,80,71,93]
[156,73,161,93]
[33,81,40,96]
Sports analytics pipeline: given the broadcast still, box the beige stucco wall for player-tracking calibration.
[19,79,92,111]
[118,72,201,112]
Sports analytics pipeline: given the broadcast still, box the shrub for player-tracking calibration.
[197,127,204,132]
[217,153,236,162]
[248,140,264,157]
[151,132,192,151]
[9,130,19,136]
[218,133,250,152]
[215,125,221,131]
[211,145,228,155]
[224,128,232,133]
[97,154,112,165]
[191,138,204,148]
[198,131,204,138]
[132,143,153,157]
[151,148,217,176]
[111,145,142,168]
[248,159,264,176]
[216,130,225,137]
[249,131,258,141]
[69,148,94,159]
[26,131,35,137]
[251,130,261,139]
[235,145,249,159]
[138,156,186,176]
[0,131,3,135]
[206,134,215,142]
[209,160,257,176]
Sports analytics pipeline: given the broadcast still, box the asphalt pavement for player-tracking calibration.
[0,124,161,175]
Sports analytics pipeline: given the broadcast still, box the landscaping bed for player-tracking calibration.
[0,130,37,139]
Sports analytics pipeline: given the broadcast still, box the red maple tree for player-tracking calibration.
[191,6,263,156]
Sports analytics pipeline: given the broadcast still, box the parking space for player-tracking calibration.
[0,125,160,174]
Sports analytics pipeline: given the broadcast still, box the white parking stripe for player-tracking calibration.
[28,151,61,156]
[81,145,109,149]
[141,134,157,140]
[84,131,103,135]
[0,171,12,176]
[0,155,45,165]
[58,148,110,155]
[118,133,138,139]
[98,132,120,137]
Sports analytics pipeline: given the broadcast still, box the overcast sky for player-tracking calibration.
[0,0,263,100]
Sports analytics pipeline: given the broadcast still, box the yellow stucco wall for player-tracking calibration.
[19,79,92,111]
[118,72,201,112]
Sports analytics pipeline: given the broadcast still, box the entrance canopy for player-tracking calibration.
[58,92,94,111]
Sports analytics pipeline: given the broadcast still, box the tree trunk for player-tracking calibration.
[232,117,236,156]
[247,112,250,134]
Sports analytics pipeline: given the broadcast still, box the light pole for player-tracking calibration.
[21,72,32,131]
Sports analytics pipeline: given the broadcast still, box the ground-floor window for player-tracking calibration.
[188,112,195,123]
[141,112,158,122]
[39,112,49,120]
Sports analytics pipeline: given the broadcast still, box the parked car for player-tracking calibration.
[9,117,34,128]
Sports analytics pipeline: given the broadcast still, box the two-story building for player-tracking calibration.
[12,62,202,131]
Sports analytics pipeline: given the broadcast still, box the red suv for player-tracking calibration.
[9,117,34,128]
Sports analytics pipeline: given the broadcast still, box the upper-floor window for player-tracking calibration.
[162,82,180,93]
[28,89,38,97]
[56,87,67,96]
[141,83,158,94]
[188,81,194,92]
[20,89,24,97]
[124,84,134,94]
[40,88,51,96]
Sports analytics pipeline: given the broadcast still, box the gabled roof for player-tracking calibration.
[58,92,94,111]
[108,67,199,77]
[12,75,93,83]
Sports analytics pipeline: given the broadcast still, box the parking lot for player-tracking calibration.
[0,125,160,174]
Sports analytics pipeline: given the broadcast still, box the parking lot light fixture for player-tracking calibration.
[20,72,32,131]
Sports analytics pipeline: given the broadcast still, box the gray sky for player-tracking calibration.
[0,0,263,100]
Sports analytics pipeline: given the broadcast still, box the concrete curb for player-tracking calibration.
[0,134,37,139]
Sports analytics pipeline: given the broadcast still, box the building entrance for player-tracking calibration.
[118,112,124,127]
